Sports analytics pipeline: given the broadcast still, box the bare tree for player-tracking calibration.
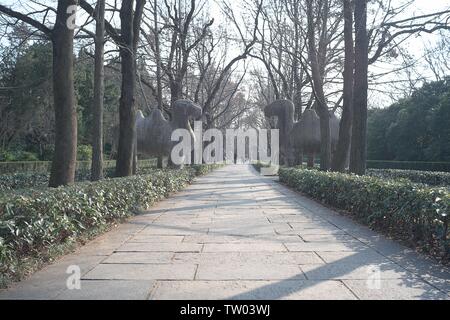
[201,0,263,128]
[142,0,214,105]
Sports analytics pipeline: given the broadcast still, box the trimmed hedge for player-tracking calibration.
[367,160,450,172]
[279,167,450,260]
[367,169,450,187]
[0,164,221,286]
[0,159,157,175]
[0,163,159,192]
[0,172,49,192]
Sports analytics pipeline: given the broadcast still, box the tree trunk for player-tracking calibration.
[306,0,331,171]
[170,81,183,105]
[115,1,142,177]
[91,0,106,181]
[157,156,164,169]
[49,0,78,187]
[332,0,354,172]
[307,154,315,168]
[350,0,369,175]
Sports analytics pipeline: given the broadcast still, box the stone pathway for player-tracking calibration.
[1,165,449,300]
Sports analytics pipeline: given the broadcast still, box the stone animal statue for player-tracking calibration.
[135,99,202,168]
[264,100,295,165]
[264,99,340,167]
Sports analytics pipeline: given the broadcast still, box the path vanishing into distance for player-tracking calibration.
[1,165,449,300]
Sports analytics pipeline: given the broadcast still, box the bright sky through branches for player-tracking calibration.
[1,0,449,109]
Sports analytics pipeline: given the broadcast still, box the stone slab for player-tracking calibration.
[173,252,323,265]
[56,280,156,300]
[150,280,357,300]
[83,264,197,280]
[116,242,202,252]
[203,243,286,252]
[343,279,449,300]
[103,252,174,264]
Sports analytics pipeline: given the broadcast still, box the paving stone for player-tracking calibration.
[196,263,305,280]
[285,242,364,252]
[128,235,184,243]
[316,250,392,264]
[83,264,197,280]
[343,279,449,300]
[56,280,156,300]
[203,243,286,252]
[183,235,302,244]
[268,216,319,223]
[173,252,323,265]
[289,222,341,230]
[150,280,357,300]
[300,234,358,242]
[0,254,106,300]
[300,262,417,280]
[276,228,349,236]
[138,225,208,235]
[116,242,202,252]
[208,225,279,236]
[103,252,174,264]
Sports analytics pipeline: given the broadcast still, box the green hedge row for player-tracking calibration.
[0,164,221,286]
[279,167,450,259]
[367,160,450,172]
[367,169,450,187]
[0,159,157,175]
[0,163,159,192]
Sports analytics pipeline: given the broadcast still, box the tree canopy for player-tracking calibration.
[368,77,450,162]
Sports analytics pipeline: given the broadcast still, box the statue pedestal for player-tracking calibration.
[260,165,279,176]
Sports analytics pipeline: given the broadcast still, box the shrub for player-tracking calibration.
[0,172,49,191]
[0,150,15,162]
[0,150,39,162]
[367,160,450,172]
[76,145,93,161]
[15,151,40,162]
[0,161,52,174]
[0,159,158,175]
[0,164,221,286]
[367,169,450,187]
[279,167,450,260]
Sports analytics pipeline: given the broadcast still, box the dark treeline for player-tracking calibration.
[368,78,450,162]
